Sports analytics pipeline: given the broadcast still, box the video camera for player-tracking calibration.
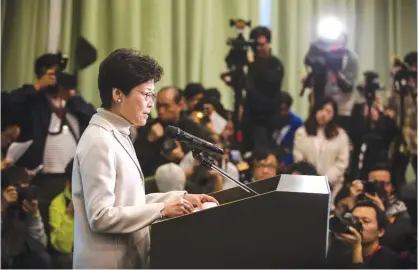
[329,211,363,235]
[305,39,347,73]
[225,19,254,68]
[357,71,383,102]
[392,57,417,86]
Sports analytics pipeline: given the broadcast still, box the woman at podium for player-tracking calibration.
[71,48,218,269]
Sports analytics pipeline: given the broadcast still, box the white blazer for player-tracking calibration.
[72,109,185,269]
[293,126,350,203]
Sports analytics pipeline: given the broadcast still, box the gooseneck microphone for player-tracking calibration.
[165,126,224,155]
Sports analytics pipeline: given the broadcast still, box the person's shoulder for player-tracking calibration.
[373,246,404,268]
[295,125,307,136]
[50,192,66,212]
[76,124,113,154]
[290,112,304,125]
[336,127,349,139]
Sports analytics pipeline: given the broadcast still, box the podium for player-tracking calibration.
[149,174,331,269]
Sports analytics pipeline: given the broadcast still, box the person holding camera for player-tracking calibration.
[349,100,398,180]
[303,33,358,134]
[1,166,52,269]
[386,51,417,187]
[328,201,403,268]
[241,26,284,152]
[134,86,209,177]
[183,83,205,115]
[337,163,415,258]
[2,54,96,236]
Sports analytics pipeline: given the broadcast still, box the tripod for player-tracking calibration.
[391,78,417,189]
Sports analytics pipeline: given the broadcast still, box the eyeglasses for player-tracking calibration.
[255,163,277,169]
[135,90,157,102]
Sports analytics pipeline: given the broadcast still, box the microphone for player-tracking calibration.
[165,126,224,155]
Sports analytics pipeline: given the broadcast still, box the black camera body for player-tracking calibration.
[161,138,177,156]
[329,211,363,235]
[17,185,38,203]
[357,180,386,202]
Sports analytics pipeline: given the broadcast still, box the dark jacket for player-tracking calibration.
[2,84,96,169]
[134,114,210,177]
[350,104,398,180]
[245,55,284,118]
[1,206,47,266]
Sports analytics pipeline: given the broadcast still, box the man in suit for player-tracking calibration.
[72,48,218,269]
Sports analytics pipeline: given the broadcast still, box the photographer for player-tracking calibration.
[1,166,52,269]
[328,201,403,268]
[337,163,415,256]
[2,54,96,235]
[242,26,284,151]
[192,88,228,136]
[183,83,205,115]
[303,33,358,134]
[386,51,417,185]
[350,101,398,180]
[134,86,209,177]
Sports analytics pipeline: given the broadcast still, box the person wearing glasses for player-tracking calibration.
[251,148,279,181]
[72,49,218,269]
[133,86,209,177]
[242,26,285,153]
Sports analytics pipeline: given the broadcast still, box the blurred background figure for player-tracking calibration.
[293,98,350,204]
[241,26,285,152]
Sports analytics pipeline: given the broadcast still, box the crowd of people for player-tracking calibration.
[1,25,417,269]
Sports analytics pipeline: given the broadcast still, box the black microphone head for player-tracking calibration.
[165,125,180,137]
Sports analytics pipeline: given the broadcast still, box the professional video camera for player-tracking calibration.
[224,19,254,68]
[329,211,363,234]
[304,39,346,73]
[300,38,347,106]
[221,19,253,136]
[357,71,383,130]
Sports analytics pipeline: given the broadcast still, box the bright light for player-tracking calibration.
[317,16,345,41]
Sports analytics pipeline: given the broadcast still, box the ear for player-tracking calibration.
[378,228,385,238]
[177,97,185,109]
[112,88,123,103]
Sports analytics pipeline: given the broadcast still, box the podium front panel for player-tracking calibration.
[150,175,330,268]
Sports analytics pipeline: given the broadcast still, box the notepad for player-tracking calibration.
[6,140,33,163]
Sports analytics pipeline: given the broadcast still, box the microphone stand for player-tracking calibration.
[191,149,259,196]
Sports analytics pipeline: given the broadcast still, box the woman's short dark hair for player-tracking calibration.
[98,48,164,108]
[304,97,339,139]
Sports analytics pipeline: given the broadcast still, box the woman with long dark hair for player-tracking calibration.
[293,97,350,204]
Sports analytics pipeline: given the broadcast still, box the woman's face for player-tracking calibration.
[116,80,156,127]
[315,103,335,126]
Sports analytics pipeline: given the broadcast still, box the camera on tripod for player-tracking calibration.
[224,19,254,68]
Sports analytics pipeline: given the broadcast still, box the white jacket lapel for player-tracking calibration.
[112,130,144,181]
